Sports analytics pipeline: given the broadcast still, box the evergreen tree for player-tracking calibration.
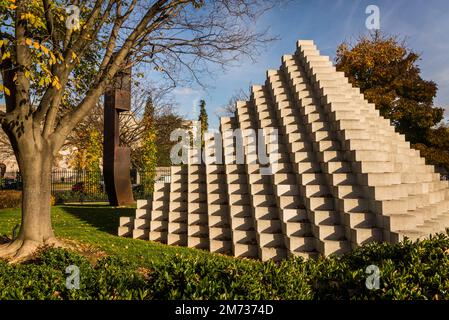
[198,100,208,147]
[155,113,185,166]
[141,96,158,195]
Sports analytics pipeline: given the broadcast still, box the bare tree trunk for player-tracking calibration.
[19,156,54,240]
[0,143,59,262]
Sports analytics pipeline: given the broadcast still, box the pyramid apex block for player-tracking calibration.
[297,40,315,47]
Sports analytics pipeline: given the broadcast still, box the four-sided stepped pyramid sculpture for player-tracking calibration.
[118,40,449,261]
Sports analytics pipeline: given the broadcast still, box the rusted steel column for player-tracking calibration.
[103,64,134,206]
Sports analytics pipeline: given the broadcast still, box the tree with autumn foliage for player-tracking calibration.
[139,96,158,195]
[336,32,449,173]
[83,128,102,193]
[0,0,278,261]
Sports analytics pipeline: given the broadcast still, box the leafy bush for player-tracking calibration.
[147,235,449,300]
[147,254,312,299]
[0,190,21,209]
[0,248,149,300]
[53,191,107,204]
[132,184,153,200]
[1,233,449,300]
[54,191,82,204]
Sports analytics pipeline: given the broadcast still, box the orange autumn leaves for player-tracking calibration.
[336,33,448,172]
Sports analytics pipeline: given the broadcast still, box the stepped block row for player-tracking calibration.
[118,39,449,261]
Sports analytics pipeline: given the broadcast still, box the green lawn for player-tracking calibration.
[0,204,219,267]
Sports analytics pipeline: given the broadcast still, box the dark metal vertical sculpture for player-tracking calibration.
[103,63,134,206]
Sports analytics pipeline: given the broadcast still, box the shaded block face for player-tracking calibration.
[119,39,449,261]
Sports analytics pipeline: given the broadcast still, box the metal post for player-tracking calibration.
[103,59,135,206]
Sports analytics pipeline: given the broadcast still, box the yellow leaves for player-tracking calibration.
[70,51,79,63]
[24,38,59,65]
[1,51,10,60]
[7,0,16,9]
[20,12,36,22]
[20,12,45,29]
[0,0,16,10]
[38,77,46,87]
[0,41,11,63]
[38,74,62,90]
[25,38,42,53]
[52,76,62,90]
[49,51,57,65]
[41,44,49,55]
[0,84,11,96]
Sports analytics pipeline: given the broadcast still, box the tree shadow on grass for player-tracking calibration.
[60,204,135,235]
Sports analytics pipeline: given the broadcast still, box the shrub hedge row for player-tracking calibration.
[0,191,56,208]
[1,233,449,300]
[0,190,21,209]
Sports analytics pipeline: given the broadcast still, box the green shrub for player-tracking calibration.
[147,254,312,299]
[0,248,149,300]
[0,190,21,209]
[307,233,449,300]
[53,191,107,204]
[1,233,449,300]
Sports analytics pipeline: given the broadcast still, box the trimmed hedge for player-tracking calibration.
[0,190,21,209]
[1,233,449,300]
[0,249,149,300]
[0,191,55,208]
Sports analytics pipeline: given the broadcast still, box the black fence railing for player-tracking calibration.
[50,170,107,203]
[0,168,172,203]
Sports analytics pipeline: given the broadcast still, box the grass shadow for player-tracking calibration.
[60,204,135,235]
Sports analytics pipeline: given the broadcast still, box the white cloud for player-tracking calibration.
[173,87,202,96]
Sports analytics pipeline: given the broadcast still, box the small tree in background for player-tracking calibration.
[155,113,185,166]
[70,125,102,188]
[140,97,158,195]
[215,88,250,118]
[84,129,102,194]
[198,100,208,147]
[336,32,449,172]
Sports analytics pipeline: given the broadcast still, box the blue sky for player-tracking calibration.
[2,1,447,129]
[170,0,449,129]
